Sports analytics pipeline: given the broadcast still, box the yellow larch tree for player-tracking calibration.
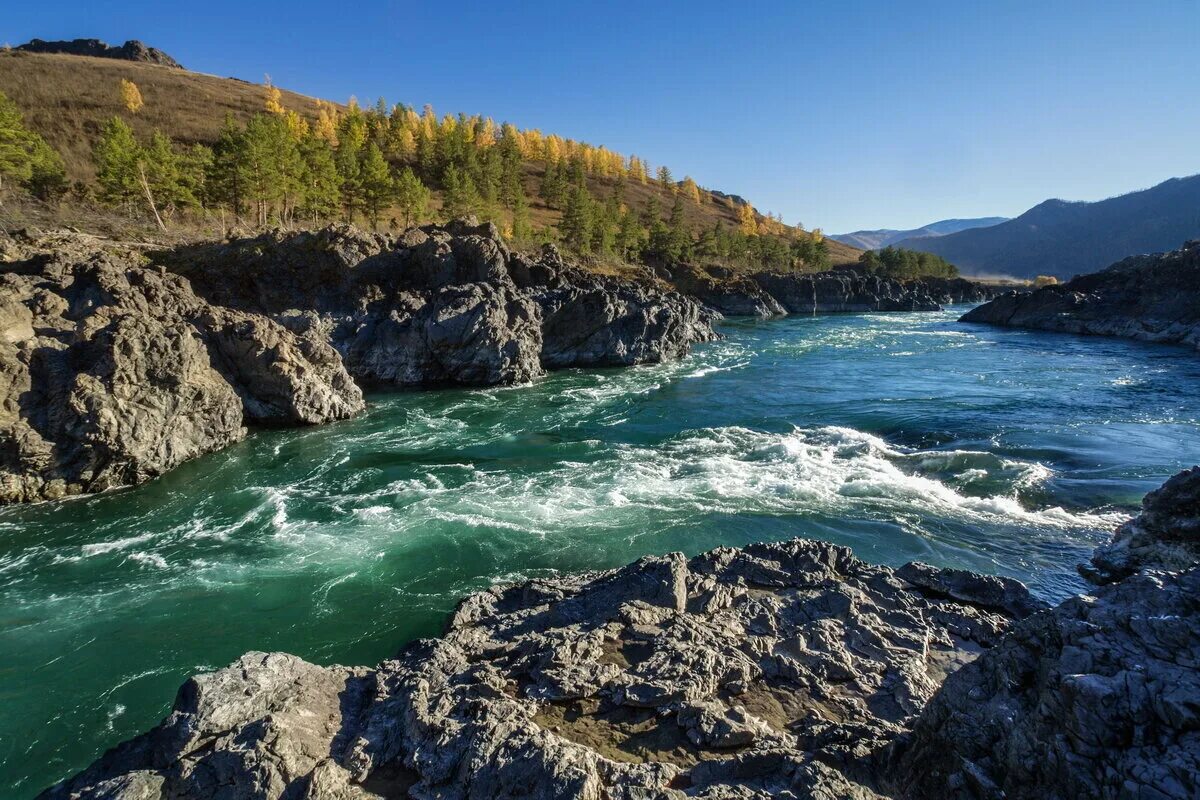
[314,101,339,145]
[682,176,701,203]
[119,79,144,114]
[738,204,759,235]
[264,75,284,114]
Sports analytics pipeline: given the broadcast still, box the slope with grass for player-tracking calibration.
[0,49,862,268]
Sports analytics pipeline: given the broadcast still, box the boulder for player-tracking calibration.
[1083,465,1200,583]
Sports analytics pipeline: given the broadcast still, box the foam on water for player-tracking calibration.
[1,308,1198,798]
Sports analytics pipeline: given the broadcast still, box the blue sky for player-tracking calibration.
[6,0,1198,232]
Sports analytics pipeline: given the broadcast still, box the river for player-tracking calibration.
[2,308,1198,796]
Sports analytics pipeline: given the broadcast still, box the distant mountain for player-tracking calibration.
[830,217,1008,251]
[895,175,1200,279]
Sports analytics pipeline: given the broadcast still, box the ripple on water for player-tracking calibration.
[1,309,1198,798]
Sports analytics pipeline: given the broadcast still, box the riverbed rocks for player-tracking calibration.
[43,538,1045,799]
[0,222,715,503]
[960,240,1200,349]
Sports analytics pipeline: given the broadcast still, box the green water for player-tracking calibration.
[2,309,1199,796]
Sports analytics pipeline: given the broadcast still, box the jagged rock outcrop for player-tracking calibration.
[891,571,1200,799]
[887,464,1200,799]
[0,222,715,503]
[961,240,1200,349]
[664,263,1001,318]
[14,38,183,68]
[161,221,717,387]
[42,539,1046,799]
[0,232,362,504]
[1082,466,1200,584]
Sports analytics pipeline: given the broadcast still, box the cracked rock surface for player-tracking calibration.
[41,538,1043,799]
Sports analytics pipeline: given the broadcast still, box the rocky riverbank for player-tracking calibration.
[961,240,1200,350]
[0,221,716,504]
[666,262,1002,318]
[42,466,1200,799]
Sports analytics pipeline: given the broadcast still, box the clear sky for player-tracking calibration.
[6,0,1198,232]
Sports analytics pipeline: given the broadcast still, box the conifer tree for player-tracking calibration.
[510,183,532,242]
[264,76,284,114]
[560,184,593,253]
[442,163,481,219]
[394,166,430,227]
[359,142,394,228]
[93,116,142,206]
[682,176,701,203]
[657,165,674,192]
[0,92,66,203]
[616,209,643,261]
[737,203,758,235]
[208,114,249,219]
[298,133,341,222]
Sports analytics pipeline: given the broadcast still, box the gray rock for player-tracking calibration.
[960,240,1200,350]
[891,569,1200,800]
[2,222,715,504]
[45,538,1030,799]
[0,235,363,504]
[1083,465,1200,583]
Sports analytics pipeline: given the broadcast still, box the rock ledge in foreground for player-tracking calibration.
[42,538,1044,800]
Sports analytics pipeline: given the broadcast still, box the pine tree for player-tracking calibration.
[560,184,593,253]
[442,163,481,219]
[657,165,674,192]
[298,133,341,222]
[616,209,643,261]
[0,92,66,203]
[119,79,144,114]
[93,116,142,207]
[208,114,249,219]
[510,182,532,242]
[359,142,394,228]
[140,130,188,212]
[243,114,288,226]
[394,166,430,227]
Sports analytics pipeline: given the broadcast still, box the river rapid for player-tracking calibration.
[3,308,1198,796]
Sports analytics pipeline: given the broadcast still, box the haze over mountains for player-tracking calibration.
[830,218,1008,251]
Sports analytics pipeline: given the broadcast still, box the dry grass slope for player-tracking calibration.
[0,50,861,267]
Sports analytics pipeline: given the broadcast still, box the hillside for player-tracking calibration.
[895,175,1200,279]
[0,50,862,268]
[830,217,1008,251]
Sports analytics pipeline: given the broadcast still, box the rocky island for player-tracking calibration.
[42,467,1199,799]
[961,240,1200,350]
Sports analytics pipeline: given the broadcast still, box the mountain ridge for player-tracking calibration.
[895,174,1200,279]
[830,217,1008,251]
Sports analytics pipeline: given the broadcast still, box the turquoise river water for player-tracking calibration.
[2,308,1199,796]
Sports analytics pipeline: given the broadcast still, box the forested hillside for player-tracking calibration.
[0,49,861,272]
